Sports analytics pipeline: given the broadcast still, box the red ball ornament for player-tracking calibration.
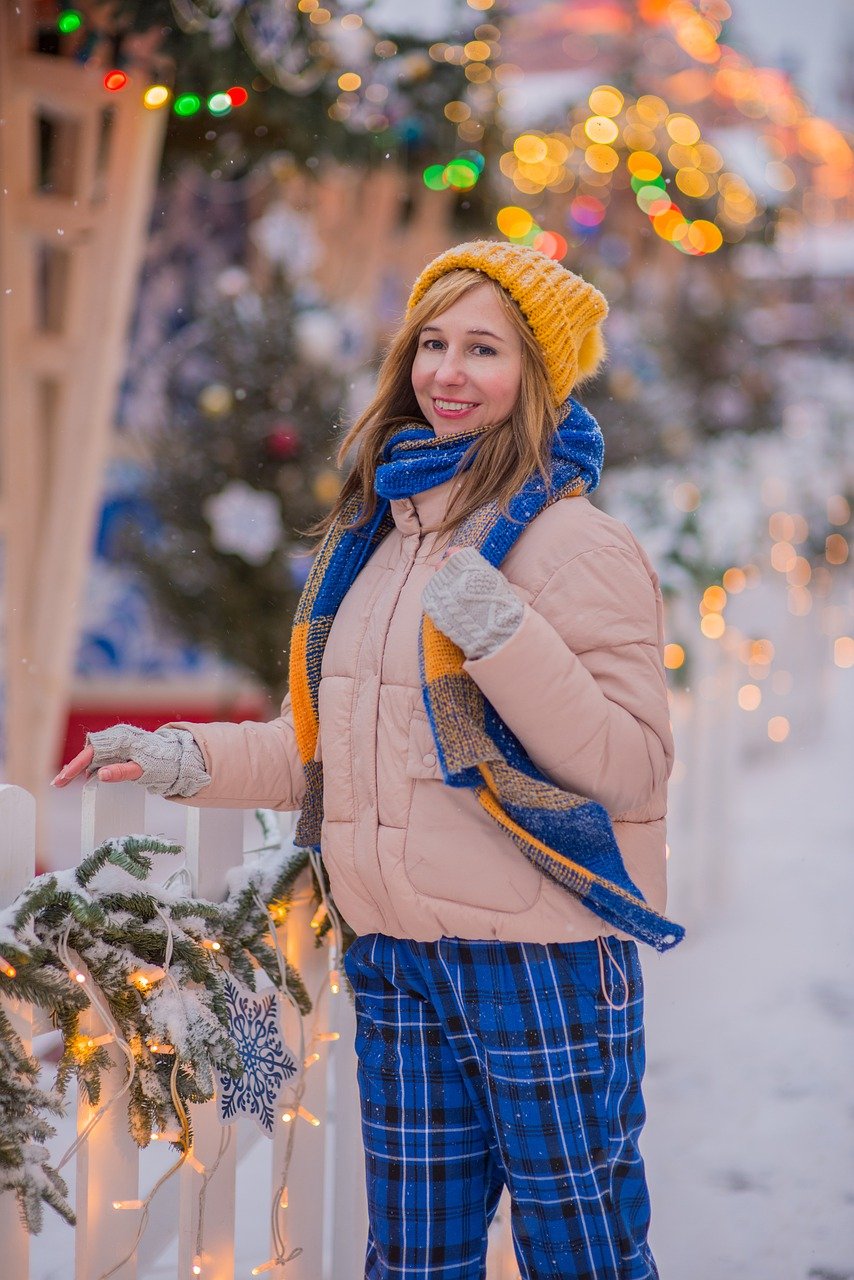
[266,426,301,460]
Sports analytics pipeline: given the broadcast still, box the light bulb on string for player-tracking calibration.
[192,1256,203,1276]
[0,955,17,978]
[104,70,128,92]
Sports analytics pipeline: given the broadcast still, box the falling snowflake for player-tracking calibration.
[203,480,284,565]
[216,973,297,1137]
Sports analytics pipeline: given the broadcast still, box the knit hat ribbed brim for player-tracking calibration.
[406,240,609,404]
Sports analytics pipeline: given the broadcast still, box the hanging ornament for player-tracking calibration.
[204,480,284,565]
[265,425,301,461]
[198,383,234,416]
[216,973,298,1138]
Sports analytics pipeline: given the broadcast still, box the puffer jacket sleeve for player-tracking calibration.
[163,690,307,811]
[461,544,673,817]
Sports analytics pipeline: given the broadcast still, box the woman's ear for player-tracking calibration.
[576,324,607,381]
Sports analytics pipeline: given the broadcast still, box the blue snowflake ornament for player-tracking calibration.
[217,973,298,1137]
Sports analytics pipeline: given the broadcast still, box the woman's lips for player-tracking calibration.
[432,398,479,418]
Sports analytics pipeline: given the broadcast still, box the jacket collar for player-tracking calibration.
[390,476,460,536]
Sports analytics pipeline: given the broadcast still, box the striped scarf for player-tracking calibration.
[289,401,684,952]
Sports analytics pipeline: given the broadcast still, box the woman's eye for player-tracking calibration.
[473,344,497,356]
[421,338,445,350]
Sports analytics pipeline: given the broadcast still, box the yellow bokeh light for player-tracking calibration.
[668,143,700,169]
[750,638,775,664]
[674,167,709,198]
[695,142,724,172]
[827,495,851,525]
[702,585,727,612]
[663,643,686,670]
[770,541,797,573]
[308,7,331,22]
[786,556,811,587]
[496,205,534,238]
[585,143,619,173]
[787,586,812,616]
[464,39,492,60]
[636,94,668,124]
[589,85,624,117]
[834,636,854,668]
[700,614,725,639]
[514,133,548,163]
[766,161,796,192]
[666,113,702,145]
[143,85,171,110]
[737,684,761,710]
[673,482,701,512]
[623,123,658,151]
[627,150,662,180]
[585,115,620,144]
[466,0,495,9]
[337,72,362,91]
[653,208,686,240]
[767,716,790,743]
[768,511,795,540]
[444,100,471,122]
[826,533,849,565]
[721,568,746,593]
[686,220,723,253]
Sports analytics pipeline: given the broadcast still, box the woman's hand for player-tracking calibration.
[53,744,143,787]
[51,725,210,798]
[422,546,524,661]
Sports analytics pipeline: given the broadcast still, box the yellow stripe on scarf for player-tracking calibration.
[288,619,317,766]
[422,614,466,682]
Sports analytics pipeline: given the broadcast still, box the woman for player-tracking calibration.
[56,241,680,1279]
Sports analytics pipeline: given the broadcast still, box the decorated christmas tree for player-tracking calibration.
[118,269,347,699]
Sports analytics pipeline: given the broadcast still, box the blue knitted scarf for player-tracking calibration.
[289,401,684,952]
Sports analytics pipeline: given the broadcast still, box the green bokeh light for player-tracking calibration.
[57,11,83,34]
[174,93,202,117]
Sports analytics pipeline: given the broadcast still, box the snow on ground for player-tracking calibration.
[31,634,854,1278]
[643,658,854,1280]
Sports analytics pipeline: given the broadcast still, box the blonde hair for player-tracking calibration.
[310,270,560,541]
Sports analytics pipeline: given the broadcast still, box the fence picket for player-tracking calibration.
[0,784,37,1280]
[75,781,147,1280]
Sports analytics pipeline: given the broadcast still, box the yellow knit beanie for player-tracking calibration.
[406,240,609,405]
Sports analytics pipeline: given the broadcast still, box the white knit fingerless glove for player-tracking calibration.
[421,546,524,661]
[86,725,211,798]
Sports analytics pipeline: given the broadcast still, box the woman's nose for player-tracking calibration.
[435,350,466,385]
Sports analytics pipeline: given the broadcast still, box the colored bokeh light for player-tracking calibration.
[533,230,568,259]
[57,10,83,33]
[514,134,548,163]
[585,116,620,145]
[143,85,170,110]
[570,195,606,227]
[174,93,202,117]
[444,158,479,189]
[496,206,534,238]
[627,151,663,181]
[104,70,128,92]
[588,85,624,117]
[208,93,232,116]
[423,164,449,190]
[227,86,249,107]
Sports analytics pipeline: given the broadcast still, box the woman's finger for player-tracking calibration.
[51,745,94,787]
[97,762,144,784]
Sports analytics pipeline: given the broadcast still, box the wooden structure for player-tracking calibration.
[0,2,167,811]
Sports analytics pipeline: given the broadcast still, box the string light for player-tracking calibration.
[297,1105,321,1127]
[315,1031,340,1042]
[185,1152,206,1175]
[192,1255,203,1275]
[69,968,87,984]
[113,1200,144,1210]
[0,955,17,978]
[104,70,128,92]
[304,1052,321,1069]
[251,1262,279,1276]
[57,9,83,34]
[200,939,222,952]
[329,968,340,995]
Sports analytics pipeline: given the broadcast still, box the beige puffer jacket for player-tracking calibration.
[171,476,674,944]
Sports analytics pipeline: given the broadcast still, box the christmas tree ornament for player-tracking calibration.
[311,469,342,507]
[203,480,284,565]
[198,383,234,416]
[216,973,298,1138]
[265,425,301,461]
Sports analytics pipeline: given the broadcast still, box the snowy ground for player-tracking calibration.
[643,658,854,1280]
[28,629,854,1279]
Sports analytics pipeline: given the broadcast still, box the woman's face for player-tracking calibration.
[411,283,524,436]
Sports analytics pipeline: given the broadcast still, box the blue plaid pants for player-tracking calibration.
[344,934,657,1280]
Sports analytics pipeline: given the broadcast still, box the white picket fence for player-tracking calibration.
[0,782,520,1280]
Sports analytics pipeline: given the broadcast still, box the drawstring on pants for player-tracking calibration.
[596,936,629,1011]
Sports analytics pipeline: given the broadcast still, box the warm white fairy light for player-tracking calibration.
[281,1106,296,1123]
[309,904,327,931]
[304,1051,321,1069]
[297,1105,321,1127]
[251,1262,278,1276]
[185,1152,206,1175]
[113,1199,144,1210]
[0,954,16,978]
[316,1031,340,1042]
[192,1255,203,1276]
[151,1129,183,1142]
[200,939,222,951]
[328,968,341,995]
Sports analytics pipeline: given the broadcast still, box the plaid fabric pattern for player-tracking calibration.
[345,934,658,1280]
[288,404,683,951]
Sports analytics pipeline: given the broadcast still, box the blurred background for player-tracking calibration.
[0,0,852,1275]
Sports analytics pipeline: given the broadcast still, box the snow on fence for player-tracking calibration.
[0,783,520,1280]
[0,784,370,1280]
